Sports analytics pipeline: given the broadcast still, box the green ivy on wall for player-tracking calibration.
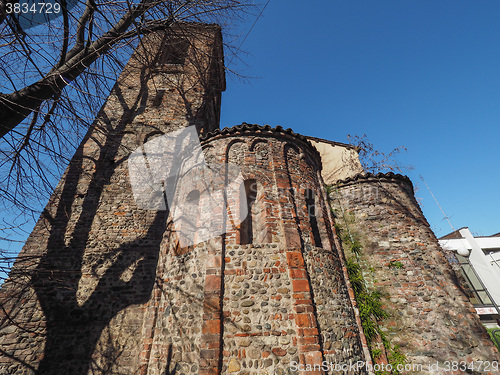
[328,186,407,374]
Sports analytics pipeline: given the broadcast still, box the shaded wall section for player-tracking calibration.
[0,23,225,374]
[199,124,369,374]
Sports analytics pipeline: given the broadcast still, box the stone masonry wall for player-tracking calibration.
[0,24,225,374]
[200,125,369,375]
[330,172,500,374]
[0,119,371,373]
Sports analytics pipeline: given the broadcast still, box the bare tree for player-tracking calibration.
[0,1,257,290]
[0,0,252,133]
[0,0,255,225]
[0,7,254,370]
[347,133,411,174]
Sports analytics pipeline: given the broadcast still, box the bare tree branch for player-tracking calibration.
[0,0,255,216]
[0,1,252,138]
[347,134,412,174]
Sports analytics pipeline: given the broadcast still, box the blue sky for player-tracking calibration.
[220,0,500,238]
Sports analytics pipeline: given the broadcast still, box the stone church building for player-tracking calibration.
[0,23,498,374]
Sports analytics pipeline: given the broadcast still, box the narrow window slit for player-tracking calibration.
[305,189,322,248]
[240,179,257,245]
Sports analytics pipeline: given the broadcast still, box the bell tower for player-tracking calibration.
[0,23,226,374]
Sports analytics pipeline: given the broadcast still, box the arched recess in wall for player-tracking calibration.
[226,139,251,244]
[226,139,272,245]
[283,143,330,249]
[173,188,201,256]
[283,142,303,222]
[226,138,249,167]
[283,143,302,176]
[283,141,317,185]
[249,139,273,244]
[250,139,272,171]
[173,137,210,255]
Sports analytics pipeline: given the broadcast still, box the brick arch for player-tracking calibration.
[225,138,249,167]
[201,144,216,165]
[283,142,306,191]
[281,142,333,250]
[283,141,319,177]
[282,141,301,157]
[249,138,273,175]
[249,137,269,151]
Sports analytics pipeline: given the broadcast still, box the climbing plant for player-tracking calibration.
[328,186,407,374]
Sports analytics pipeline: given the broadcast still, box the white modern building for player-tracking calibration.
[439,227,500,321]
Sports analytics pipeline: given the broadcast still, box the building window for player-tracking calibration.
[305,189,322,248]
[456,254,493,306]
[152,89,165,107]
[240,179,257,245]
[159,38,190,65]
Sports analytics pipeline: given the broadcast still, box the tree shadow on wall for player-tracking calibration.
[29,58,171,375]
[0,28,226,374]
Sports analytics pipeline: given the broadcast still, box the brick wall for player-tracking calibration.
[0,23,225,374]
[0,117,371,374]
[197,125,368,374]
[330,172,499,374]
